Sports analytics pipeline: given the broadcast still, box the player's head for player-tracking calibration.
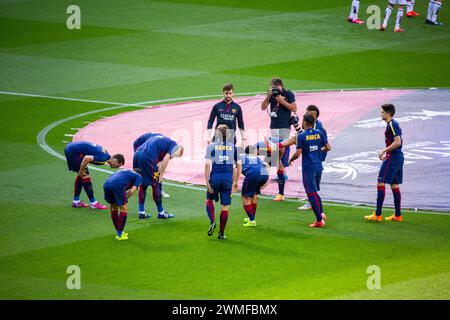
[381,104,395,121]
[302,113,315,129]
[109,154,125,168]
[223,83,234,102]
[245,145,258,156]
[172,145,184,158]
[306,105,320,119]
[133,168,143,176]
[215,124,231,143]
[270,77,284,90]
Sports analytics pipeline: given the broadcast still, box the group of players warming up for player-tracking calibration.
[348,0,445,31]
[64,79,405,241]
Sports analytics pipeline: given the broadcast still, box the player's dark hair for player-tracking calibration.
[306,104,320,118]
[303,113,315,127]
[223,83,234,92]
[112,153,125,165]
[382,104,396,117]
[270,77,283,87]
[133,168,143,175]
[245,145,256,155]
[216,124,230,142]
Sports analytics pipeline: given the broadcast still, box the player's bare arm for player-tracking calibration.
[78,155,94,177]
[233,161,242,193]
[127,186,138,198]
[288,149,302,166]
[321,142,332,153]
[204,159,213,193]
[158,153,171,182]
[379,136,402,160]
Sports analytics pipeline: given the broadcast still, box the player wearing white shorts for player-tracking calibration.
[348,0,365,24]
[380,0,407,32]
[426,0,445,25]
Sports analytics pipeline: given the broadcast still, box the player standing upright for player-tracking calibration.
[207,83,246,146]
[240,145,270,227]
[380,0,407,32]
[205,124,242,240]
[261,77,297,202]
[426,0,445,25]
[298,105,329,211]
[348,0,365,24]
[103,168,142,241]
[133,134,184,219]
[64,141,124,210]
[365,104,404,222]
[274,114,331,227]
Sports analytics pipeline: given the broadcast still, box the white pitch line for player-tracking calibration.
[31,89,450,215]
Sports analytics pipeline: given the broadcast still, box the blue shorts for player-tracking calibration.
[133,150,159,186]
[207,178,232,206]
[103,183,127,206]
[64,147,89,174]
[241,174,269,198]
[378,155,404,184]
[302,169,322,194]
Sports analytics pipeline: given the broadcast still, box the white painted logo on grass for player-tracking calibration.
[66,5,81,30]
[367,265,381,290]
[66,265,81,290]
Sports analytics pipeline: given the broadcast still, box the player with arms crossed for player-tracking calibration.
[205,125,242,240]
[133,134,184,219]
[365,104,404,222]
[103,168,143,241]
[272,114,331,227]
[64,141,124,210]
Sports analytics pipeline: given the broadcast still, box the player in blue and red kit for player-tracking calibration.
[205,125,242,240]
[133,132,170,216]
[133,134,184,219]
[274,114,331,227]
[207,83,246,145]
[299,105,329,211]
[365,104,404,222]
[64,141,124,210]
[240,145,269,227]
[103,168,143,240]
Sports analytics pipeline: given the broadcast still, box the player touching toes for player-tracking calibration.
[365,104,404,222]
[426,0,445,25]
[103,168,143,241]
[64,141,124,210]
[240,145,270,227]
[348,0,365,24]
[380,0,407,32]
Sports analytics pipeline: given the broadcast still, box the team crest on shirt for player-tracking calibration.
[232,108,237,114]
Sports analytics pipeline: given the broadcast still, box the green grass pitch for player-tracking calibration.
[0,0,449,299]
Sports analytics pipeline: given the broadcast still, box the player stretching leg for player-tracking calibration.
[365,104,404,222]
[64,141,124,210]
[272,114,331,227]
[406,0,420,16]
[133,134,184,219]
[103,168,142,240]
[426,0,445,25]
[240,146,270,227]
[380,0,407,32]
[348,0,365,24]
[205,125,242,239]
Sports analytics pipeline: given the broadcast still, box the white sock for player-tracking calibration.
[350,0,360,19]
[432,1,442,22]
[407,0,414,13]
[428,0,436,20]
[91,200,98,205]
[396,9,404,29]
[383,6,393,26]
[73,199,80,204]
